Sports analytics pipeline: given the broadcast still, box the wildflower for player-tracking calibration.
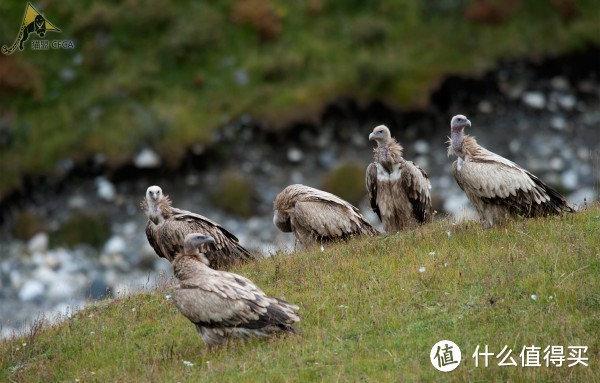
[320,245,324,252]
[447,231,452,238]
[183,360,194,367]
[165,294,172,300]
[531,294,538,301]
[419,267,426,273]
[429,252,436,256]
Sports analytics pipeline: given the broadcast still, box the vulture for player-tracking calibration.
[141,185,254,268]
[366,125,432,233]
[448,114,574,227]
[172,233,300,347]
[273,184,378,247]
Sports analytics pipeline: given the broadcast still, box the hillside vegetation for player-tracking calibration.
[1,1,599,198]
[1,205,598,382]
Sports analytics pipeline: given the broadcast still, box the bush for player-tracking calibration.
[322,162,366,205]
[211,171,256,217]
[53,213,111,249]
[11,210,45,241]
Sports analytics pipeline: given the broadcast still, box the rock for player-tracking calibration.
[568,188,596,208]
[550,116,567,131]
[287,148,304,163]
[413,140,430,155]
[561,170,578,190]
[47,278,78,301]
[509,139,521,154]
[318,151,336,169]
[60,68,76,82]
[351,133,366,147]
[133,148,161,168]
[95,177,116,202]
[557,94,576,110]
[478,100,493,114]
[27,233,49,254]
[551,77,570,91]
[522,92,546,109]
[87,277,111,300]
[19,280,45,302]
[68,195,87,210]
[549,158,564,171]
[233,69,248,85]
[104,235,127,254]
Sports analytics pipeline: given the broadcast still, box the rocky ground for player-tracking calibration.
[0,49,598,338]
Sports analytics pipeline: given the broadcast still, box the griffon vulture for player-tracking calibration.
[141,185,254,268]
[172,233,300,347]
[448,115,574,226]
[366,125,432,233]
[273,184,378,247]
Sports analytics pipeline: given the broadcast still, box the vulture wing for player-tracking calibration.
[365,162,381,221]
[400,161,432,223]
[173,273,299,330]
[157,213,251,266]
[293,200,374,239]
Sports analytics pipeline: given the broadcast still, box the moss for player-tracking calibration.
[11,210,46,241]
[322,162,366,206]
[211,171,256,217]
[53,213,111,249]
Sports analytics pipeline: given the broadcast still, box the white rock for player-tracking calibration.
[551,77,569,91]
[68,195,87,210]
[134,148,161,168]
[549,158,564,171]
[568,188,596,208]
[104,236,127,254]
[287,148,304,163]
[413,140,429,155]
[550,116,567,131]
[561,170,578,190]
[557,94,576,110]
[27,233,49,254]
[47,278,78,301]
[522,92,546,109]
[19,280,45,301]
[95,177,116,202]
[478,100,493,114]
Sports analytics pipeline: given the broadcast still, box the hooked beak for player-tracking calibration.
[466,119,471,127]
[368,132,375,141]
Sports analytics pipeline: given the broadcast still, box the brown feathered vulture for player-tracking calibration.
[172,233,300,347]
[448,114,574,226]
[273,184,378,247]
[141,185,255,268]
[366,125,432,233]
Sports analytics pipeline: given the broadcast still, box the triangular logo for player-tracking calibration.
[2,2,61,55]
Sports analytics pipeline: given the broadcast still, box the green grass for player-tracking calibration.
[2,205,598,382]
[1,1,600,198]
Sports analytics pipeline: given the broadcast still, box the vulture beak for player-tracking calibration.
[466,119,471,127]
[368,132,375,141]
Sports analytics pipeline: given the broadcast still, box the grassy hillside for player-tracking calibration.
[1,205,598,382]
[1,1,599,198]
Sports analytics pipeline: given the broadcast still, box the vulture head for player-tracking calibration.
[146,185,163,204]
[450,115,471,133]
[174,233,216,276]
[368,125,392,146]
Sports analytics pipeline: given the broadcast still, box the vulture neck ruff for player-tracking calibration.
[374,138,404,172]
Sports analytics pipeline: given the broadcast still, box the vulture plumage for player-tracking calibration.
[172,233,300,347]
[141,185,254,268]
[273,184,378,247]
[448,114,574,226]
[366,125,432,233]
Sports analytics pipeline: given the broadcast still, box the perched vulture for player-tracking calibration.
[366,125,432,233]
[448,115,574,226]
[141,185,254,268]
[273,184,378,247]
[172,233,300,347]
